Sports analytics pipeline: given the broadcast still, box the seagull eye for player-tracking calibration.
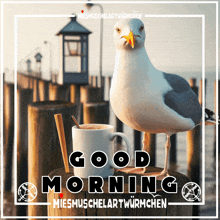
[140,25,144,32]
[116,28,121,33]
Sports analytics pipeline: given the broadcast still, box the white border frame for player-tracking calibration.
[1,1,218,219]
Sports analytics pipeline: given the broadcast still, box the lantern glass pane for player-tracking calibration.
[64,41,81,56]
[65,36,80,40]
[65,56,81,73]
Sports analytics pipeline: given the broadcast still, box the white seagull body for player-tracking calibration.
[110,18,204,178]
[110,47,201,135]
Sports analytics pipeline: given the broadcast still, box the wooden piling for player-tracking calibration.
[3,192,16,217]
[145,133,156,167]
[48,167,192,218]
[38,79,49,101]
[199,78,207,105]
[187,78,201,216]
[80,84,104,103]
[80,85,104,123]
[33,78,40,102]
[17,73,30,89]
[16,88,33,216]
[92,76,98,87]
[134,130,142,151]
[28,101,77,218]
[169,134,177,167]
[29,76,34,89]
[115,117,123,144]
[101,76,105,99]
[49,83,70,102]
[3,83,14,192]
[83,102,109,124]
[70,84,81,123]
[25,74,30,89]
[89,75,93,85]
[187,79,201,182]
[17,73,23,88]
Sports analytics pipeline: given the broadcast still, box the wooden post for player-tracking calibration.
[28,101,77,218]
[26,75,30,88]
[89,75,93,85]
[92,76,98,87]
[24,74,30,89]
[145,133,156,167]
[17,73,28,89]
[199,78,207,105]
[33,78,40,102]
[115,117,123,144]
[169,134,177,169]
[49,83,70,102]
[134,130,142,151]
[101,76,105,100]
[83,102,109,124]
[38,79,49,101]
[70,84,81,123]
[16,88,33,216]
[17,73,22,88]
[187,78,201,216]
[80,86,104,124]
[3,83,14,192]
[29,76,34,89]
[3,192,16,217]
[48,167,192,218]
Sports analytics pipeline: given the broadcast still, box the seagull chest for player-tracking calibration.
[110,72,194,133]
[110,77,165,132]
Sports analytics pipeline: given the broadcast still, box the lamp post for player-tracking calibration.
[84,0,103,88]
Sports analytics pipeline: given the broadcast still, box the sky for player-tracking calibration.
[0,0,219,82]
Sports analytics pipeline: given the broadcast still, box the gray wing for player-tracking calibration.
[163,72,202,125]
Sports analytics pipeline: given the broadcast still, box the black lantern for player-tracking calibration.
[35,52,42,63]
[56,15,91,85]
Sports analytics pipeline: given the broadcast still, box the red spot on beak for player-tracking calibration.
[59,193,63,198]
[129,39,131,45]
[81,10,84,13]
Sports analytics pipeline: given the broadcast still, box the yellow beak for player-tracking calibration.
[123,31,135,48]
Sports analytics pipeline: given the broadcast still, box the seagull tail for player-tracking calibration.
[199,108,220,126]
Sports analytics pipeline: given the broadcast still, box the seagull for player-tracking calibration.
[110,18,217,179]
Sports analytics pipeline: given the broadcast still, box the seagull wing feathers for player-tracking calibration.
[162,73,202,126]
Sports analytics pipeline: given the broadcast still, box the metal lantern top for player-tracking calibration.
[56,15,91,36]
